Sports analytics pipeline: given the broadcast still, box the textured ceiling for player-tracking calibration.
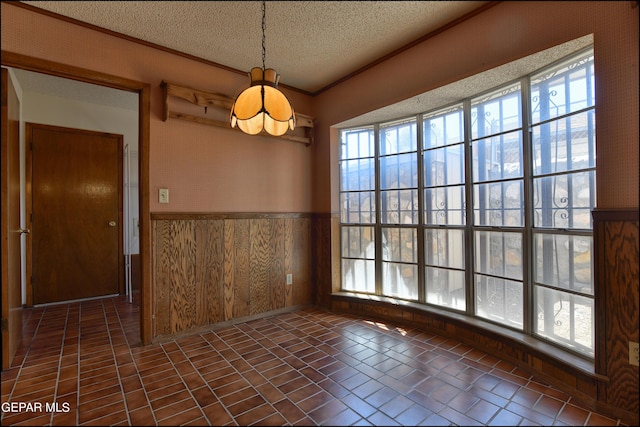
[19,1,490,94]
[9,1,592,126]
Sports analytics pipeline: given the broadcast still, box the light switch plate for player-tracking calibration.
[159,188,169,204]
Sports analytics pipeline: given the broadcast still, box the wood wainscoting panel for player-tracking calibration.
[230,219,251,319]
[168,220,197,334]
[153,219,172,337]
[292,217,312,306]
[284,218,294,307]
[151,214,315,340]
[313,214,335,307]
[593,209,639,419]
[195,219,224,325]
[271,218,286,311]
[249,218,273,315]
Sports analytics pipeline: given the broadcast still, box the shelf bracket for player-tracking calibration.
[161,80,314,146]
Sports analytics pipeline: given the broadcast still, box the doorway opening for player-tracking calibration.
[1,52,151,353]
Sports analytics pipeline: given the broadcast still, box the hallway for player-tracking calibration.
[0,296,625,426]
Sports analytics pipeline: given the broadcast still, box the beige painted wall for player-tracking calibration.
[1,2,315,214]
[312,1,639,213]
[2,2,638,214]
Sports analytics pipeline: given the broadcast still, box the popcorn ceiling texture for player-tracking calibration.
[20,1,490,94]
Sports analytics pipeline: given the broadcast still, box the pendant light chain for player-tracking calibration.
[230,0,295,136]
[261,0,266,71]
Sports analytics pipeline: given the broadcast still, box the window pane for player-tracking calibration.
[535,286,593,356]
[472,132,523,182]
[340,158,375,191]
[531,53,595,124]
[341,127,374,159]
[424,144,465,186]
[424,186,466,225]
[340,191,375,224]
[471,83,522,139]
[342,259,375,293]
[474,231,522,281]
[342,225,375,294]
[380,153,418,189]
[380,119,416,155]
[341,226,375,259]
[383,228,417,263]
[533,171,595,229]
[382,227,417,300]
[475,275,523,329]
[532,111,596,175]
[473,180,524,227]
[425,228,464,269]
[426,267,466,311]
[533,233,593,294]
[381,189,418,224]
[382,262,418,300]
[423,106,464,149]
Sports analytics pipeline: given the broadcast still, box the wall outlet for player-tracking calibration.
[286,273,293,285]
[630,341,639,366]
[159,188,169,204]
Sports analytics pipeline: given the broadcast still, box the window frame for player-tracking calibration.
[338,46,596,360]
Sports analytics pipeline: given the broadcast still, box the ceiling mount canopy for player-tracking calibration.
[230,0,295,137]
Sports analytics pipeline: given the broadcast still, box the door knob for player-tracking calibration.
[108,221,117,227]
[17,228,30,234]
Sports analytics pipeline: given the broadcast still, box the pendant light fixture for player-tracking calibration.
[230,0,295,136]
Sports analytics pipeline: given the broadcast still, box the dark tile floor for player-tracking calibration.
[0,295,626,426]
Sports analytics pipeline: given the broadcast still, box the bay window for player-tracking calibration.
[339,47,596,358]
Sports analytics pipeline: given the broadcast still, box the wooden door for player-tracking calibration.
[27,123,123,305]
[1,68,23,370]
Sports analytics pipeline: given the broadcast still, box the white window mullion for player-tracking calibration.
[463,98,475,317]
[521,76,534,335]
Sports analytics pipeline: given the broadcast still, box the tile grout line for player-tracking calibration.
[105,297,134,426]
[221,317,305,424]
[117,299,158,426]
[156,334,218,425]
[252,314,320,425]
[209,325,286,425]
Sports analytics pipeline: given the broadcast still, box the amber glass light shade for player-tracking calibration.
[230,67,295,136]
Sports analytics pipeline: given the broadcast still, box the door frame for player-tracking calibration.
[26,123,125,305]
[1,67,23,370]
[1,51,152,345]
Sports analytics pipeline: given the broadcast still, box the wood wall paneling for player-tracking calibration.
[153,220,171,337]
[249,218,272,315]
[292,217,312,306]
[270,218,285,312]
[152,214,315,340]
[232,219,251,319]
[195,219,224,325]
[223,220,235,321]
[593,210,639,417]
[314,215,334,307]
[169,220,196,334]
[284,217,294,307]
